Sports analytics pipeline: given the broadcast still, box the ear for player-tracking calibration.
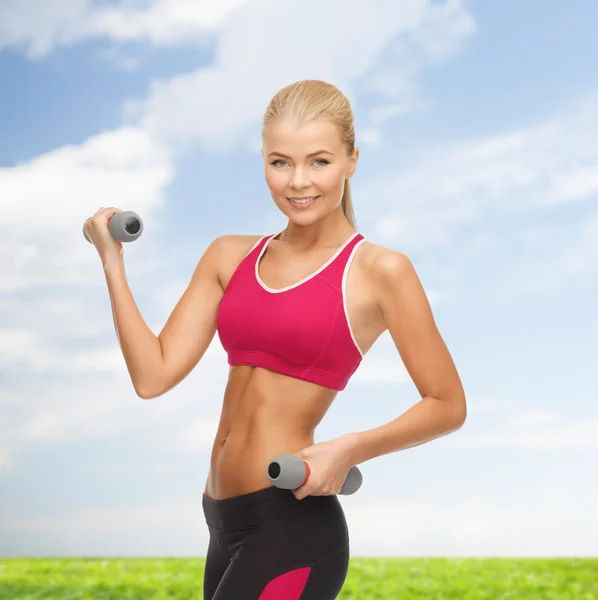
[261,148,264,159]
[347,146,359,178]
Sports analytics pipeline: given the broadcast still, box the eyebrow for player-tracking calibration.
[268,149,334,159]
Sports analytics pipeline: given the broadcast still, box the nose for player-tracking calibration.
[289,165,311,190]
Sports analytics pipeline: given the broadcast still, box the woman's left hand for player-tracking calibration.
[292,435,355,500]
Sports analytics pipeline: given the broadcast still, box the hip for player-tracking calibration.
[202,484,350,561]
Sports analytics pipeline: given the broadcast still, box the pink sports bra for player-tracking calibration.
[216,232,366,391]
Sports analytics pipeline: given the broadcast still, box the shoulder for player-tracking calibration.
[354,240,423,316]
[354,240,414,287]
[206,234,268,287]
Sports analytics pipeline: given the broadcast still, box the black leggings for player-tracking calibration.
[201,484,350,599]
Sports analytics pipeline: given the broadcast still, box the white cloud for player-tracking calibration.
[359,97,598,251]
[0,501,204,536]
[2,485,596,557]
[349,92,598,303]
[0,125,177,470]
[86,0,249,44]
[0,335,229,470]
[0,126,173,293]
[2,0,596,562]
[557,215,598,276]
[451,415,598,451]
[353,356,410,384]
[0,0,90,58]
[472,213,598,301]
[506,411,558,428]
[345,496,594,556]
[124,0,475,151]
[357,128,381,149]
[0,500,209,556]
[0,0,250,58]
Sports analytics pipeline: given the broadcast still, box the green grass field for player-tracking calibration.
[1,557,596,599]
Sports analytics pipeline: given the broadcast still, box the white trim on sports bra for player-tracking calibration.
[255,231,360,294]
[342,238,366,357]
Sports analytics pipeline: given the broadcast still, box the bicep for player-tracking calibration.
[376,252,464,404]
[157,237,226,393]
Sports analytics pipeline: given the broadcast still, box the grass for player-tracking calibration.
[0,557,596,599]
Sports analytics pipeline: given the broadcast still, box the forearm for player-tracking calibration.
[103,257,164,397]
[344,395,466,467]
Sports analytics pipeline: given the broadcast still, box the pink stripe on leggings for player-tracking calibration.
[258,566,312,599]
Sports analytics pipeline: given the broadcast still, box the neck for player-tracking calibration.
[278,205,355,250]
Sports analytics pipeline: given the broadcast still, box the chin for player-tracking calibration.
[288,213,321,226]
[283,207,325,226]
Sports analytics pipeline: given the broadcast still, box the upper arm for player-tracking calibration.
[373,249,466,417]
[153,236,228,397]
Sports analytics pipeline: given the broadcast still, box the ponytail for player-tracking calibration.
[341,178,356,229]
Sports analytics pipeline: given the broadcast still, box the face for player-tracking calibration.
[261,117,359,226]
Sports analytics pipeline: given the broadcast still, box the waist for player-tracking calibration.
[206,429,314,500]
[212,424,314,470]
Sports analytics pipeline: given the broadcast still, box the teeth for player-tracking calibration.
[289,196,316,204]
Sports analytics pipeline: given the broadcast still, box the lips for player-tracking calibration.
[286,196,320,208]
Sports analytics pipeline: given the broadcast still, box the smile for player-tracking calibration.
[286,196,320,207]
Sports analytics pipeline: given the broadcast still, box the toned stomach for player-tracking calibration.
[204,365,337,500]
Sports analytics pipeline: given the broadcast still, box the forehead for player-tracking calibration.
[264,118,342,150]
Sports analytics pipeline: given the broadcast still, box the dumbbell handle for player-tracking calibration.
[267,454,363,495]
[83,211,143,243]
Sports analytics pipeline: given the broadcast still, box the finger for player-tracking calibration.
[84,216,97,231]
[94,206,121,218]
[104,207,122,214]
[92,207,122,223]
[100,207,124,221]
[293,484,309,500]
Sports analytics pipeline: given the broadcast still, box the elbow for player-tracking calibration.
[134,380,165,400]
[135,386,157,400]
[133,365,180,399]
[440,391,467,430]
[132,365,170,399]
[445,409,466,436]
[453,394,467,429]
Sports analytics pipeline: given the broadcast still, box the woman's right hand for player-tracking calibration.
[83,206,125,266]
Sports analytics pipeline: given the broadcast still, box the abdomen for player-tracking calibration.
[205,366,337,500]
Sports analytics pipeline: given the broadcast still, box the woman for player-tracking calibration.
[84,80,467,599]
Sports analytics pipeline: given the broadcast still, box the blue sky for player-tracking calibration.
[1,0,597,559]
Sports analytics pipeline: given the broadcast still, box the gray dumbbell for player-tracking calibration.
[83,211,143,243]
[267,454,363,495]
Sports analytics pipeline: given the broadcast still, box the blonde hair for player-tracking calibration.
[262,80,357,228]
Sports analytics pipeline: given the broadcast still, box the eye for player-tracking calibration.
[270,159,330,167]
